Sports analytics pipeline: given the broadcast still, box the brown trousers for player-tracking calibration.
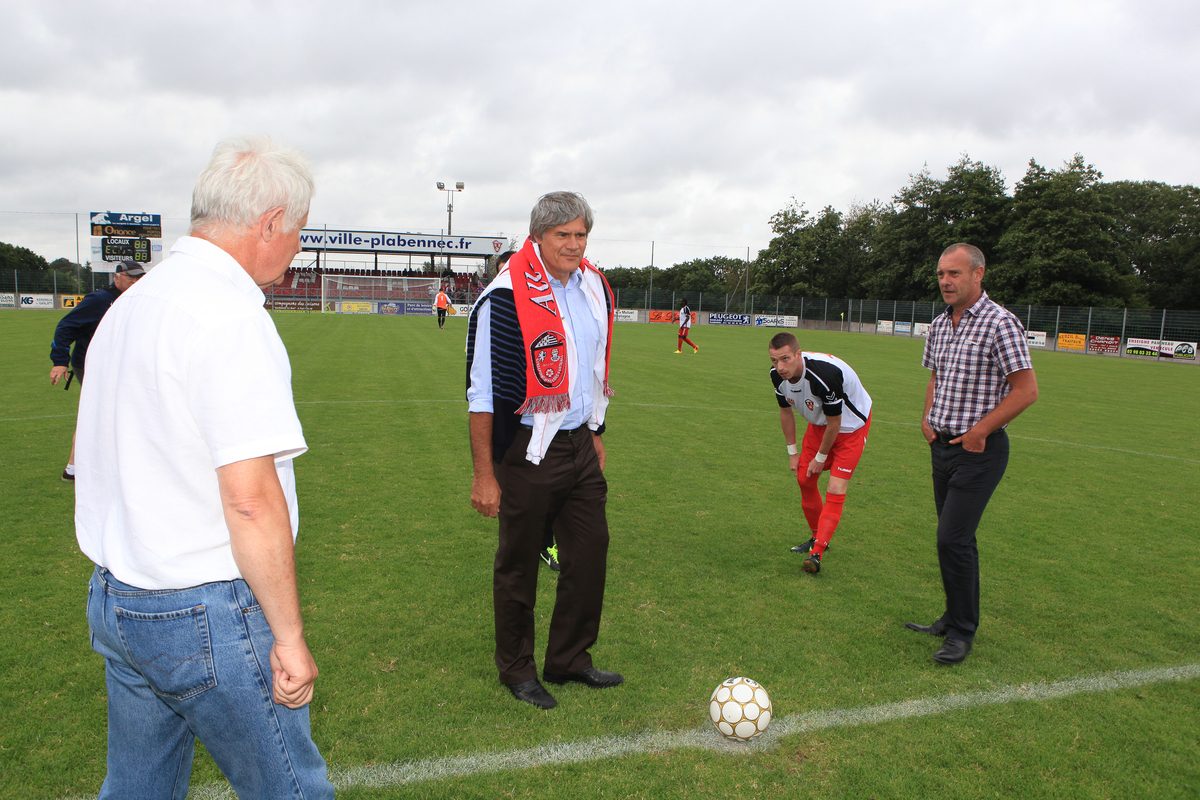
[493,426,609,684]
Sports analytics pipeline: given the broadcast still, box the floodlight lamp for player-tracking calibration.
[456,182,465,190]
[437,182,445,190]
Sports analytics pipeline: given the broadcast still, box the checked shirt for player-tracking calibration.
[922,291,1032,436]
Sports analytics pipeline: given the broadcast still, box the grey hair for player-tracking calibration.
[190,136,314,235]
[941,242,986,269]
[529,191,594,238]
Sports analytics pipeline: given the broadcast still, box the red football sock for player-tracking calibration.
[813,492,845,556]
[676,336,684,351]
[799,474,823,534]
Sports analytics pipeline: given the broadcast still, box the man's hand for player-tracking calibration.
[50,366,68,385]
[921,417,937,444]
[593,433,606,470]
[471,473,501,518]
[805,456,825,477]
[270,639,319,708]
[788,452,801,473]
[953,427,988,453]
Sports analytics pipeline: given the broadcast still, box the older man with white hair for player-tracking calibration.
[75,136,333,798]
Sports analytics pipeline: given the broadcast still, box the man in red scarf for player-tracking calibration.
[466,192,621,710]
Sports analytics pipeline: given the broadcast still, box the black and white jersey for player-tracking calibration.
[679,305,691,329]
[771,352,872,432]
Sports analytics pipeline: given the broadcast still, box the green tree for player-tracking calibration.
[752,201,839,297]
[0,241,49,273]
[869,156,1011,300]
[991,155,1143,307]
[661,256,745,294]
[599,266,650,291]
[1102,180,1200,310]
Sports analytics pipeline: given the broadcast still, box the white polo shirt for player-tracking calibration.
[74,236,307,590]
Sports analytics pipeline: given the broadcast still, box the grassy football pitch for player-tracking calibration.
[1,309,1197,799]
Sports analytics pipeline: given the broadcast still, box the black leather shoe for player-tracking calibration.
[505,679,557,709]
[543,666,624,688]
[932,638,972,664]
[904,620,947,637]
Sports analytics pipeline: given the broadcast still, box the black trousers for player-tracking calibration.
[930,429,1009,643]
[493,426,609,684]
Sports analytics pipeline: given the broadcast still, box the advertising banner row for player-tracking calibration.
[319,301,474,316]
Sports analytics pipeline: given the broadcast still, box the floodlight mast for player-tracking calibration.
[436,181,465,276]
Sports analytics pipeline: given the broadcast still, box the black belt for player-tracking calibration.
[934,428,962,445]
[522,424,586,439]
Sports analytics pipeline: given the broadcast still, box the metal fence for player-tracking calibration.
[612,289,1200,363]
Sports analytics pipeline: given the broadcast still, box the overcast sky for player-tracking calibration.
[3,0,1199,271]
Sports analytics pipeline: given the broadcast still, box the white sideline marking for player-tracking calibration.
[0,413,75,423]
[868,418,1200,464]
[13,400,1195,464]
[103,663,1195,800]
[622,404,1200,464]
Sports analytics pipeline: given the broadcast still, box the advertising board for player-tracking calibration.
[1026,331,1047,348]
[20,294,55,309]
[1126,337,1197,359]
[615,309,639,322]
[708,313,750,326]
[1057,333,1086,351]
[1088,335,1120,354]
[300,229,506,257]
[754,315,798,327]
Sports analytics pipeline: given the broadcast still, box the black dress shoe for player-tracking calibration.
[932,638,972,664]
[505,679,557,709]
[543,666,624,688]
[904,620,947,636]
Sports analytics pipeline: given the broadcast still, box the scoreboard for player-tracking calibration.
[89,211,163,269]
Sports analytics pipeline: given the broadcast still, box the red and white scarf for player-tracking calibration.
[504,236,614,415]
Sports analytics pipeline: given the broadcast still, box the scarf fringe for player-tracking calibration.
[517,394,571,415]
[603,380,615,398]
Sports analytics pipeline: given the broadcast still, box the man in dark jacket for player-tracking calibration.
[50,259,145,481]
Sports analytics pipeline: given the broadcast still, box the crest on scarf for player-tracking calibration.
[531,331,567,390]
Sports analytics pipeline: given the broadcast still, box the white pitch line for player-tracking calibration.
[9,398,1190,465]
[112,663,1196,800]
[614,407,1195,462]
[867,418,1200,464]
[0,413,75,423]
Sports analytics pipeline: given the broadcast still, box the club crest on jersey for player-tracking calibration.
[805,399,815,411]
[531,331,567,389]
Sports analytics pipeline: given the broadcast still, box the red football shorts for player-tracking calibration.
[799,413,871,481]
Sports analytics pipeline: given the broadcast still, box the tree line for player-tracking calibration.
[0,241,90,279]
[602,155,1200,310]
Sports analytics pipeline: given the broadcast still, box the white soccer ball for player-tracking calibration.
[709,677,772,741]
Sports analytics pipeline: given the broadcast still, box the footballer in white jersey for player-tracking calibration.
[768,332,873,575]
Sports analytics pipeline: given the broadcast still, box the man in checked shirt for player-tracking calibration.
[905,243,1039,665]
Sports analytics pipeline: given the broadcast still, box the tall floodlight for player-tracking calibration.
[437,181,464,276]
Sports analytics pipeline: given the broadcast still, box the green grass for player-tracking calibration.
[1,309,1197,799]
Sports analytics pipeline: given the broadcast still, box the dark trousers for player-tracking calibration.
[930,429,1009,643]
[493,426,609,684]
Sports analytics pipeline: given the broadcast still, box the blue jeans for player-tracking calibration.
[87,566,334,799]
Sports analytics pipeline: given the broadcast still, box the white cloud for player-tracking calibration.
[2,0,1199,268]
